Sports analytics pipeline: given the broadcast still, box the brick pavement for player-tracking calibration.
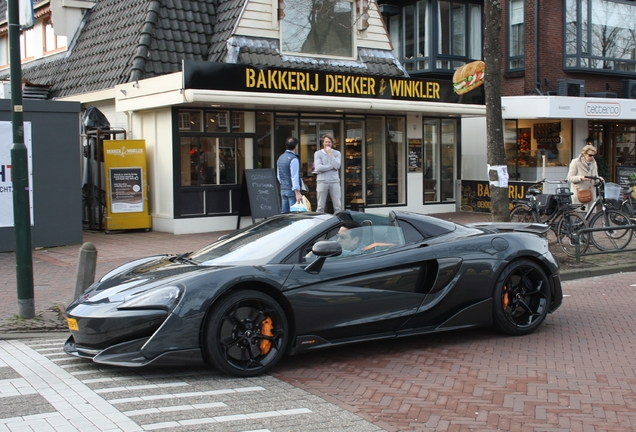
[1,213,635,431]
[272,271,636,431]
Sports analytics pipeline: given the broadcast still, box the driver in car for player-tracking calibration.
[332,220,364,257]
[304,220,365,261]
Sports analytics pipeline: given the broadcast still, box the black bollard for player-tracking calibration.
[73,242,97,300]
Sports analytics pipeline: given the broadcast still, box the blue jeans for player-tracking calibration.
[281,190,297,213]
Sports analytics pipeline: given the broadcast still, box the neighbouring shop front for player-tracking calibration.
[116,61,485,234]
[460,96,636,213]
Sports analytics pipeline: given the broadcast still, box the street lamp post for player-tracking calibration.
[8,0,35,319]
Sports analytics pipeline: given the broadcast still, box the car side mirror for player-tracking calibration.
[304,241,342,274]
[312,240,342,257]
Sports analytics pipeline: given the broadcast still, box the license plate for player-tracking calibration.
[67,318,79,331]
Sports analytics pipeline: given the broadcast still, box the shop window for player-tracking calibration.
[344,120,364,208]
[206,111,230,132]
[179,110,203,131]
[366,117,385,205]
[565,0,636,73]
[423,118,457,203]
[256,112,274,169]
[386,117,406,204]
[365,116,406,206]
[282,0,354,58]
[44,19,67,54]
[507,0,524,71]
[423,119,439,202]
[505,120,572,182]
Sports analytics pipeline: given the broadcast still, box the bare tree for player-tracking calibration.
[484,0,509,221]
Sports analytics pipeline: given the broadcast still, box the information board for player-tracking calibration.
[616,165,636,187]
[239,169,280,225]
[102,139,152,231]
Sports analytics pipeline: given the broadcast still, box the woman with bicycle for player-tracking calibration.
[567,144,603,210]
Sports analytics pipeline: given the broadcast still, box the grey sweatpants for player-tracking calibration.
[316,182,342,213]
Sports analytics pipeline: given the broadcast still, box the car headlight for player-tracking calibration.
[117,286,183,311]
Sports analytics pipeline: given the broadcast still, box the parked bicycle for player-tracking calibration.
[510,180,589,257]
[580,176,633,251]
[614,185,636,219]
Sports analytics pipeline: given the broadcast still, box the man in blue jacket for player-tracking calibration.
[277,137,303,213]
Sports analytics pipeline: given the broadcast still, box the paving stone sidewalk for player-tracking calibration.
[1,212,634,334]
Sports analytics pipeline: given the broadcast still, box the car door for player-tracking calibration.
[282,242,438,344]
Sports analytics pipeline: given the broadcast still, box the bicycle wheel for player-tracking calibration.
[556,212,589,257]
[620,201,635,219]
[510,204,539,223]
[588,209,633,251]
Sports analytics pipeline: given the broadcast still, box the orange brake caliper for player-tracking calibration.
[259,317,274,355]
[502,285,510,310]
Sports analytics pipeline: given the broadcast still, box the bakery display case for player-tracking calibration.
[344,136,363,208]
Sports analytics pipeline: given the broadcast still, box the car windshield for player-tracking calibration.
[190,215,328,265]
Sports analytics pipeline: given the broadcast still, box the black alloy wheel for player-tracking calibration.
[203,290,288,377]
[493,259,551,336]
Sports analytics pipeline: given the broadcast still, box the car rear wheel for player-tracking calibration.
[493,259,551,336]
[203,290,288,377]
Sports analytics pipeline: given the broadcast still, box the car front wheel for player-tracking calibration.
[493,259,551,336]
[203,290,288,377]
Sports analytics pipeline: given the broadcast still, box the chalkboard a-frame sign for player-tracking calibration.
[238,169,281,227]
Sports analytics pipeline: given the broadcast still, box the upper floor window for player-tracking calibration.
[0,36,7,67]
[45,19,67,53]
[508,0,524,71]
[282,0,354,58]
[20,28,35,60]
[383,0,482,74]
[565,0,636,73]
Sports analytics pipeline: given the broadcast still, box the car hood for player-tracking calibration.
[77,255,228,304]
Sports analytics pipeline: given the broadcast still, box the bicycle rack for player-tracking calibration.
[573,224,636,263]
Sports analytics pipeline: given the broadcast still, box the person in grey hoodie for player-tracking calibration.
[313,134,342,213]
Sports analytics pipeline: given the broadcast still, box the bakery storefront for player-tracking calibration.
[116,61,485,234]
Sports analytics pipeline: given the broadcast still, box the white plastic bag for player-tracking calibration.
[290,201,307,213]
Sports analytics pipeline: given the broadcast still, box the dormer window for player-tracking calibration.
[45,19,67,54]
[281,0,354,58]
[20,28,35,60]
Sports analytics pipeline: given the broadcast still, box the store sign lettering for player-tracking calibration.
[477,183,527,199]
[585,102,620,117]
[388,79,440,99]
[246,69,319,92]
[245,67,440,99]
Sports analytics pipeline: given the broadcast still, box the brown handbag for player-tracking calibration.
[577,188,592,203]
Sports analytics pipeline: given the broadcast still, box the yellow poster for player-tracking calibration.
[103,140,152,232]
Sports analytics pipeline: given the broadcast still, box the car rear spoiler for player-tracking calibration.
[466,222,550,235]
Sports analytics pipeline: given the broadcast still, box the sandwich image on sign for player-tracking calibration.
[453,60,485,95]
